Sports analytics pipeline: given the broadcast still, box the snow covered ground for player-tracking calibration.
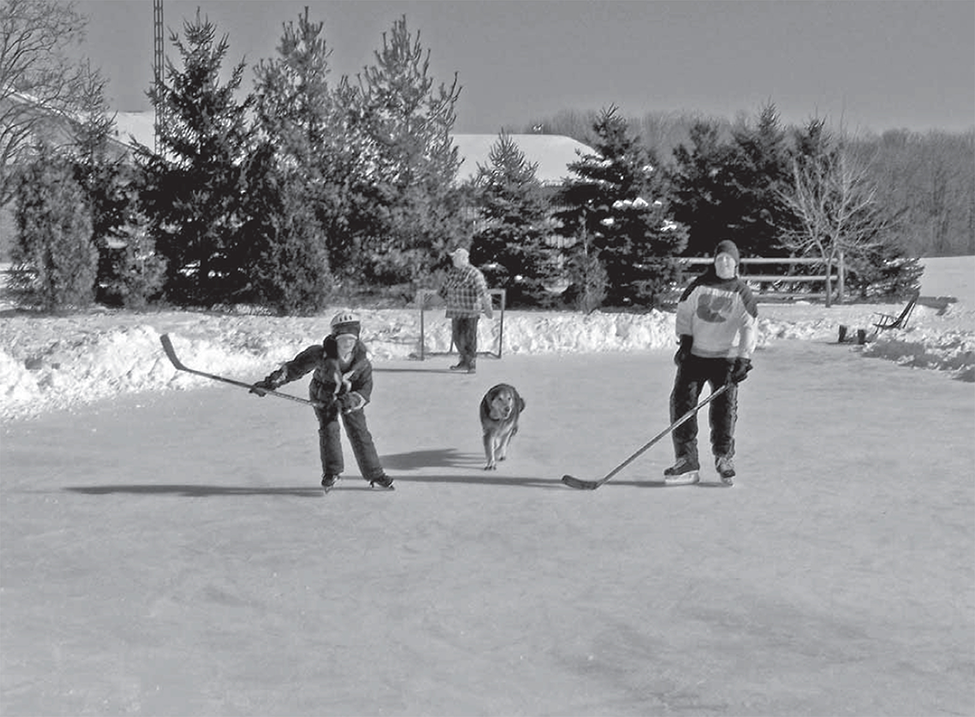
[1,257,973,422]
[1,257,973,716]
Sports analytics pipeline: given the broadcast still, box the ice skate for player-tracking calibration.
[715,456,735,486]
[321,474,339,492]
[369,474,395,491]
[663,457,700,486]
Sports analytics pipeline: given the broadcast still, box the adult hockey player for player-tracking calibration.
[250,312,393,492]
[665,239,757,486]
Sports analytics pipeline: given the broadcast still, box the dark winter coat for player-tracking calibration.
[272,337,374,407]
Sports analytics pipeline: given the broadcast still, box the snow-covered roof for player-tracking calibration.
[113,111,157,149]
[112,112,590,185]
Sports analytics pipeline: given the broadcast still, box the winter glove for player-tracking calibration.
[250,368,286,396]
[338,391,366,413]
[673,335,693,366]
[726,357,753,385]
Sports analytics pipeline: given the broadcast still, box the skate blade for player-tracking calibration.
[663,471,700,486]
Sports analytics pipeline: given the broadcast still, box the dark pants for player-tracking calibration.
[670,356,738,466]
[313,403,385,480]
[451,316,480,368]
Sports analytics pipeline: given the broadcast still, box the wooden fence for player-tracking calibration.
[679,256,845,302]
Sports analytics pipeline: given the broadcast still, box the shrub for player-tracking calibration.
[99,217,167,309]
[11,148,97,311]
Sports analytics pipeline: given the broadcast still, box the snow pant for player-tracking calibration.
[451,316,480,368]
[669,355,738,466]
[313,402,385,481]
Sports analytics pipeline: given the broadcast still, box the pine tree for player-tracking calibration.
[469,131,556,306]
[727,103,794,257]
[554,106,687,308]
[135,11,254,305]
[66,64,149,305]
[239,141,332,314]
[353,16,465,285]
[12,144,96,310]
[247,7,349,309]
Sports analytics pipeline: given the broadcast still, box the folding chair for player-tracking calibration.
[837,290,919,345]
[873,290,919,332]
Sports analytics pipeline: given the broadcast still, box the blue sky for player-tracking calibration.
[73,0,974,135]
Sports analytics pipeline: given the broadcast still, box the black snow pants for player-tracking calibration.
[669,355,738,466]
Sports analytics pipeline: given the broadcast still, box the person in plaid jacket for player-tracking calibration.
[438,247,494,373]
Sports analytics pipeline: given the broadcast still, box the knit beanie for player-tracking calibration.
[714,239,740,264]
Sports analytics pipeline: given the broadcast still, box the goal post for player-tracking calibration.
[415,288,506,361]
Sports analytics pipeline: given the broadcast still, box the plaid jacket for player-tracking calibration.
[439,265,490,318]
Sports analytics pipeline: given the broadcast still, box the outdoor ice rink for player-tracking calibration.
[2,338,973,716]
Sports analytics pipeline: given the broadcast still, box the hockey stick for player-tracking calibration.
[562,383,731,490]
[159,334,324,408]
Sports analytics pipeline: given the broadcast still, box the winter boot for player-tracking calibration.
[715,456,736,486]
[664,457,700,486]
[321,474,339,492]
[369,474,395,491]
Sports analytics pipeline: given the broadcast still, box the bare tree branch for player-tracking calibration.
[0,0,92,205]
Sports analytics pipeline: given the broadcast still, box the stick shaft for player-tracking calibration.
[566,384,730,489]
[160,334,322,408]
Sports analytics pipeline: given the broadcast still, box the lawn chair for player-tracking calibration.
[837,290,919,345]
[873,290,920,332]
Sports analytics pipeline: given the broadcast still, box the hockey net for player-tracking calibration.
[415,289,506,361]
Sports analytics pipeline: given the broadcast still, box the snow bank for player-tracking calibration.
[2,258,972,421]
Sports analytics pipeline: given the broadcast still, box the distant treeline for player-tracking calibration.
[518,110,975,258]
[4,2,967,314]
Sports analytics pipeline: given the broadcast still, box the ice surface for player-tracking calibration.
[1,258,973,716]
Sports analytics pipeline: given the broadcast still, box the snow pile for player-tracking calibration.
[1,258,972,421]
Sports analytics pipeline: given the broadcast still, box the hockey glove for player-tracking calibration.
[250,368,286,396]
[673,335,693,366]
[727,357,753,384]
[338,391,366,413]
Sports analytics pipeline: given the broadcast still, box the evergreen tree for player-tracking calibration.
[248,7,351,308]
[11,143,96,310]
[669,103,793,259]
[251,8,382,280]
[469,131,556,306]
[554,106,687,308]
[669,120,736,257]
[353,16,465,285]
[727,103,794,257]
[66,64,150,305]
[239,141,331,313]
[135,11,254,305]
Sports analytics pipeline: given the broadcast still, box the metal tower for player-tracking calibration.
[152,0,164,152]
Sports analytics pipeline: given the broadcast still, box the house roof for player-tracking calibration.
[113,111,157,149]
[112,112,591,184]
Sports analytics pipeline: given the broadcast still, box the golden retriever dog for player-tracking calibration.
[479,383,526,470]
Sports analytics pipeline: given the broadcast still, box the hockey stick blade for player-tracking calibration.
[561,384,730,490]
[160,334,323,408]
[561,475,600,490]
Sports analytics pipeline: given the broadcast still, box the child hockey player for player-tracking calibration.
[251,312,393,492]
[666,239,757,487]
